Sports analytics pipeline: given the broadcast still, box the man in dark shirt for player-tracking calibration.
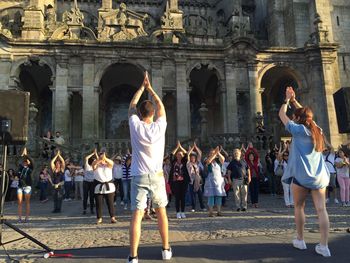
[227,149,250,211]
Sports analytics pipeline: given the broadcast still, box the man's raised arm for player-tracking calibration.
[144,72,166,119]
[129,75,146,118]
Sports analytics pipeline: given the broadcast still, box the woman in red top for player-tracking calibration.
[245,143,260,208]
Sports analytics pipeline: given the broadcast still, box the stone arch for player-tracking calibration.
[17,59,54,136]
[258,63,307,90]
[187,61,224,83]
[94,60,146,88]
[259,63,307,142]
[188,63,224,137]
[98,62,146,139]
[10,57,56,83]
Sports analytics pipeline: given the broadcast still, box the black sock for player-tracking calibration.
[162,247,171,251]
[128,255,138,261]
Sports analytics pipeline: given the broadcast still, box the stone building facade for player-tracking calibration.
[0,0,349,150]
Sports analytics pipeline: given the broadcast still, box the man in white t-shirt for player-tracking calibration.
[127,72,171,263]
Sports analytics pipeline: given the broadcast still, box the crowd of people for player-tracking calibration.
[2,137,349,223]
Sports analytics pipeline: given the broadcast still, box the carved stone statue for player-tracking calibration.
[0,21,13,38]
[229,1,252,38]
[45,5,57,33]
[305,13,329,46]
[98,2,148,41]
[50,0,96,41]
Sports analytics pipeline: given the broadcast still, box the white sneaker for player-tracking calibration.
[126,256,138,263]
[180,212,186,219]
[176,213,181,219]
[292,238,307,250]
[191,209,195,212]
[120,201,125,206]
[162,247,172,260]
[334,198,339,204]
[325,198,329,204]
[124,204,128,210]
[315,244,331,257]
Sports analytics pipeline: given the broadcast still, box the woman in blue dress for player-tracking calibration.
[279,87,331,257]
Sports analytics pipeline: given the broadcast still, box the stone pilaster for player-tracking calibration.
[267,0,286,46]
[54,58,69,140]
[175,59,190,140]
[151,59,163,98]
[225,62,239,133]
[82,58,99,140]
[248,64,262,133]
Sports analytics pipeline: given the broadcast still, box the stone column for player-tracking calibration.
[225,62,239,133]
[82,58,99,140]
[54,59,70,140]
[151,59,163,98]
[248,64,262,133]
[175,59,190,139]
[219,83,228,133]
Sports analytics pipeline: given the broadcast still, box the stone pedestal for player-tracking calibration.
[22,1,46,40]
[199,103,208,143]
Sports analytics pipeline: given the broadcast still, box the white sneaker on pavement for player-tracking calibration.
[315,244,331,257]
[325,198,329,204]
[181,212,186,219]
[334,198,339,204]
[292,238,307,250]
[162,247,172,260]
[176,213,181,219]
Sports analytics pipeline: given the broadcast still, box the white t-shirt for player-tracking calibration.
[64,170,72,182]
[335,157,349,177]
[113,164,123,179]
[94,164,113,182]
[74,168,84,182]
[129,115,167,176]
[323,153,336,173]
[84,163,95,182]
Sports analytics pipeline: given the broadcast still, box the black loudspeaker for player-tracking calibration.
[333,87,350,133]
[0,90,30,144]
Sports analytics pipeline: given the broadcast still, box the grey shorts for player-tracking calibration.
[329,173,337,188]
[131,171,168,211]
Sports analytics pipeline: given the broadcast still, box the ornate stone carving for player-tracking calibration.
[50,0,96,41]
[45,5,57,34]
[0,22,13,38]
[229,7,252,38]
[98,3,148,42]
[305,13,330,46]
[0,8,23,38]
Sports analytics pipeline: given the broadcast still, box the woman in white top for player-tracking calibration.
[92,152,117,224]
[334,149,350,206]
[112,155,124,205]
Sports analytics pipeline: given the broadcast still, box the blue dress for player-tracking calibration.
[282,121,330,189]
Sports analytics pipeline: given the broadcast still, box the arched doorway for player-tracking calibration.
[99,63,145,139]
[189,64,222,139]
[18,61,53,136]
[261,66,301,141]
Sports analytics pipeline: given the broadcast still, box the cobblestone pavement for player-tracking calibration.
[0,194,349,262]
